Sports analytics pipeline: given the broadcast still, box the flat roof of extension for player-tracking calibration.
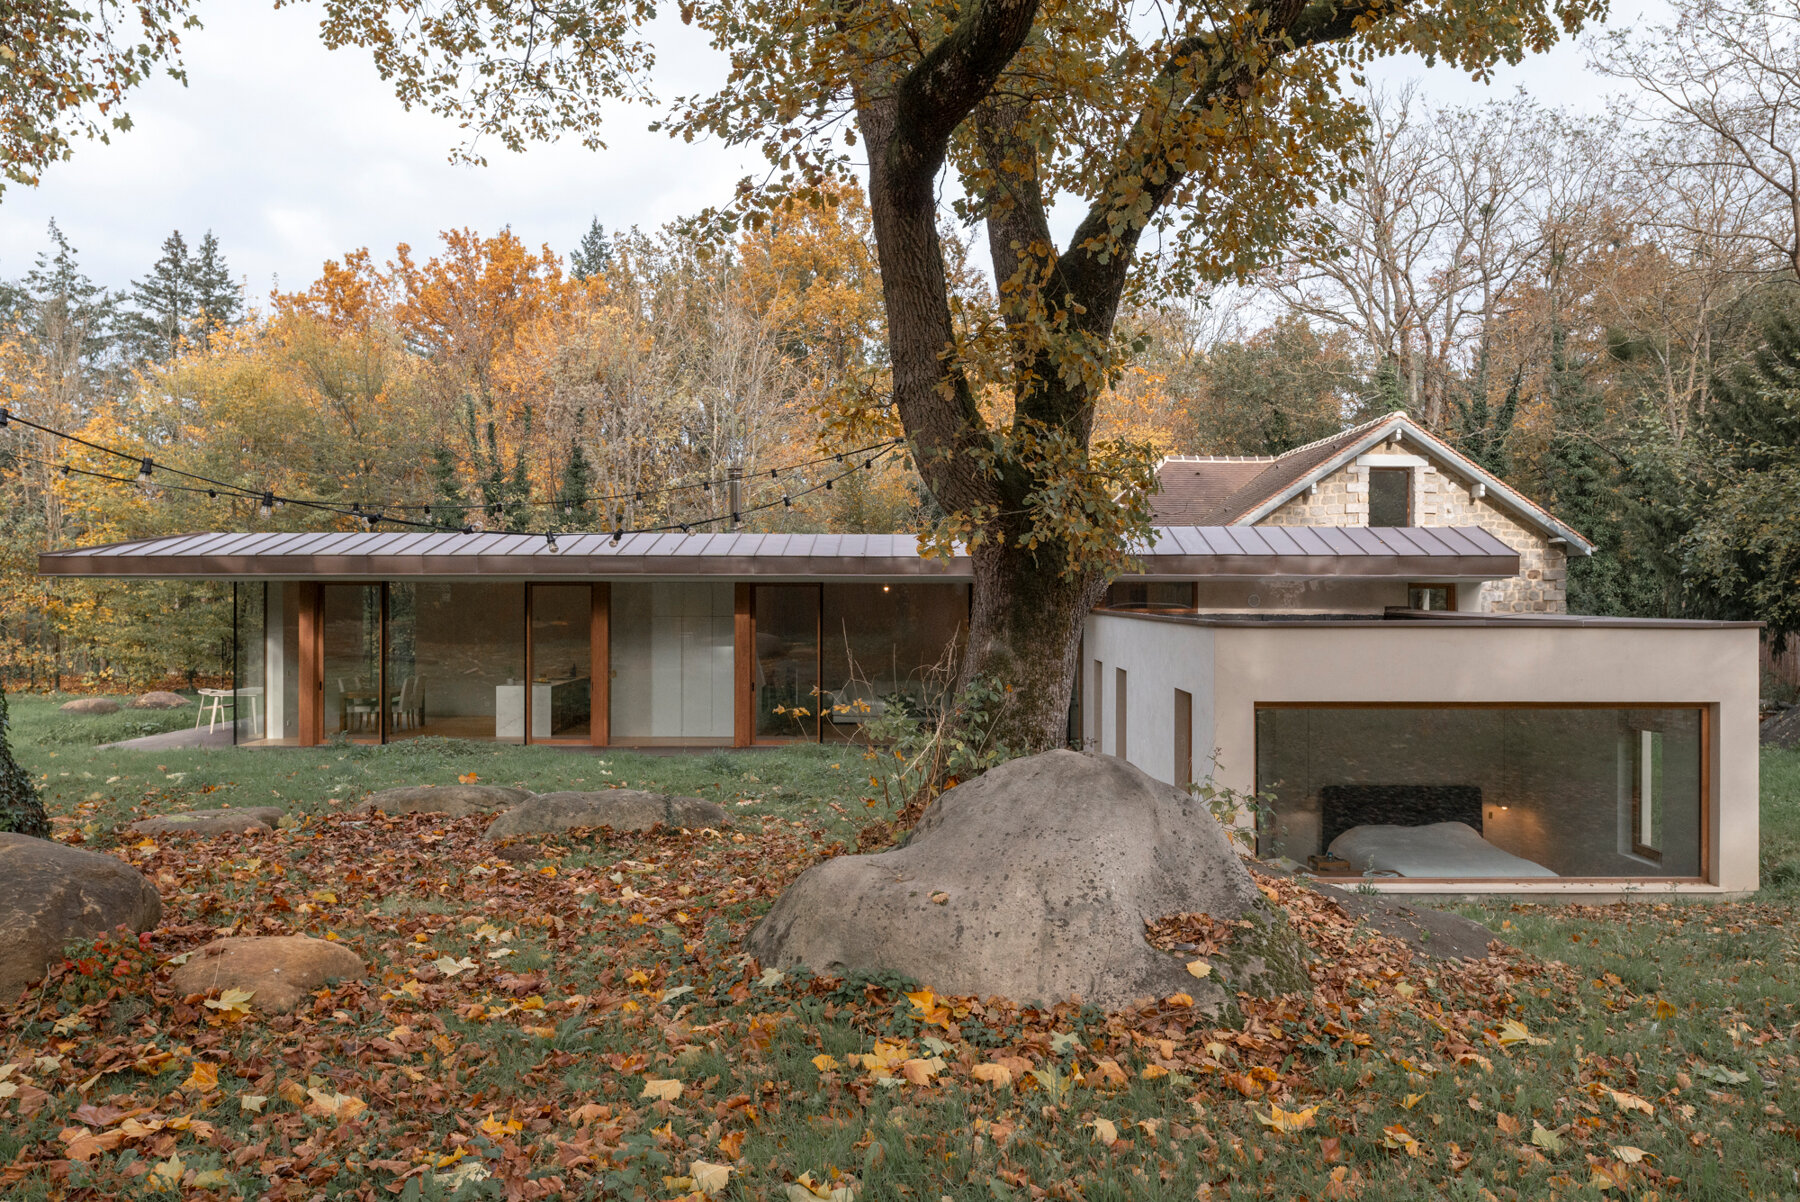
[1095,609,1762,630]
[37,524,1522,582]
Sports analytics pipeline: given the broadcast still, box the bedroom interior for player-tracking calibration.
[1254,705,1705,880]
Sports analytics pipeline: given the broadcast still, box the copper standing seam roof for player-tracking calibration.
[36,525,1520,581]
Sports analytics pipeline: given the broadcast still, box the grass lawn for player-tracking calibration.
[3,692,1798,1201]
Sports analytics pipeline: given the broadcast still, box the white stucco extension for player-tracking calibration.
[1082,611,1762,898]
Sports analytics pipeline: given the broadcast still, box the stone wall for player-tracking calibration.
[1260,453,1568,613]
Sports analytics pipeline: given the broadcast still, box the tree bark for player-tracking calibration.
[853,0,1387,752]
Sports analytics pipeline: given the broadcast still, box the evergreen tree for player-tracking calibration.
[187,230,242,341]
[122,229,195,363]
[1449,357,1518,478]
[556,442,596,527]
[1539,321,1634,615]
[0,685,50,838]
[427,447,468,526]
[569,217,613,280]
[1682,287,1800,645]
[19,219,119,392]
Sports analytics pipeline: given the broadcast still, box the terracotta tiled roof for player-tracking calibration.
[1150,413,1595,554]
[1152,415,1395,526]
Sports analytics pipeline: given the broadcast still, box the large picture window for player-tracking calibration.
[1255,706,1705,880]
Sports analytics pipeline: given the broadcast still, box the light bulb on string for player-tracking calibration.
[259,491,274,518]
[545,531,558,552]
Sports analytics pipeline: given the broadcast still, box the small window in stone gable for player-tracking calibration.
[1368,467,1412,526]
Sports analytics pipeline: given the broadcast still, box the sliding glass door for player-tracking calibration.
[754,585,820,742]
[527,584,593,743]
[322,584,382,744]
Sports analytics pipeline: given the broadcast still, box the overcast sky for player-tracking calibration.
[0,2,1662,298]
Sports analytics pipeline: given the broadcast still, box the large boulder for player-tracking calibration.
[484,790,728,839]
[361,784,532,818]
[59,697,120,715]
[746,750,1308,1013]
[0,834,162,1003]
[168,935,365,1013]
[131,691,191,710]
[129,807,285,837]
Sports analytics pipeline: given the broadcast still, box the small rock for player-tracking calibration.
[129,807,286,837]
[168,935,365,1013]
[131,691,191,710]
[360,784,532,818]
[484,790,727,839]
[59,697,121,715]
[0,834,162,1003]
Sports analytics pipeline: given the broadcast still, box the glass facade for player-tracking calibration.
[387,583,526,743]
[322,584,382,744]
[754,585,821,741]
[230,578,968,748]
[529,585,593,741]
[232,582,302,744]
[819,583,967,738]
[1256,706,1704,879]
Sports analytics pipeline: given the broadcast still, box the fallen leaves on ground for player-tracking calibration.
[0,807,1787,1200]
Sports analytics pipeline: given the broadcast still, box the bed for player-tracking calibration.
[1328,821,1558,878]
[1318,784,1557,879]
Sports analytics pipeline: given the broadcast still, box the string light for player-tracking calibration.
[545,531,558,552]
[0,408,9,428]
[0,406,898,543]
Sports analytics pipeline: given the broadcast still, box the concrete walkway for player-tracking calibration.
[99,725,237,751]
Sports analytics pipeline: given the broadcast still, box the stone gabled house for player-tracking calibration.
[1150,411,1594,613]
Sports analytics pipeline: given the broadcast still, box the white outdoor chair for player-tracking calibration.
[195,687,234,732]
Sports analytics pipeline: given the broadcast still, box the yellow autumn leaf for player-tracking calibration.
[182,1062,220,1093]
[203,987,255,1018]
[811,1054,840,1072]
[1606,1088,1654,1116]
[190,1168,232,1189]
[970,1062,1012,1088]
[904,987,935,1013]
[1400,1093,1425,1110]
[1185,960,1212,979]
[1611,1145,1651,1164]
[641,1077,683,1101]
[1381,1124,1422,1156]
[147,1153,185,1190]
[1496,1019,1550,1048]
[1531,1123,1565,1153]
[309,890,338,904]
[1257,1104,1319,1134]
[691,1160,732,1196]
[899,1056,945,1086]
[478,1112,523,1139]
[238,1094,267,1114]
[1089,1117,1119,1146]
[304,1088,366,1121]
[1165,992,1194,1007]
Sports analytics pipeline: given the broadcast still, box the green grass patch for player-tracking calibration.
[0,696,1795,1201]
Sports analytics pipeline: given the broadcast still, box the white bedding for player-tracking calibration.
[1328,821,1558,879]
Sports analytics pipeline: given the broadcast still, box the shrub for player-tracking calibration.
[0,685,48,837]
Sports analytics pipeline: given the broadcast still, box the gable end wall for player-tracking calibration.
[1257,455,1568,613]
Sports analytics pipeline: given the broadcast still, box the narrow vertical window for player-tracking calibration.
[1091,659,1104,749]
[1368,467,1412,526]
[1633,728,1664,862]
[1115,667,1128,760]
[1174,688,1193,785]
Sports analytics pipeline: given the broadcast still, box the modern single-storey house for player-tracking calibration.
[38,414,1760,894]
